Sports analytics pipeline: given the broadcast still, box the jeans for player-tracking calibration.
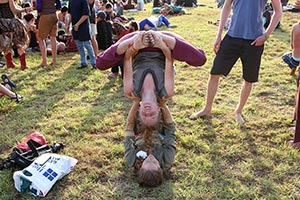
[139,19,156,30]
[74,40,96,66]
[157,15,170,27]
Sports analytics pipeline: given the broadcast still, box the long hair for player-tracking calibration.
[137,166,163,187]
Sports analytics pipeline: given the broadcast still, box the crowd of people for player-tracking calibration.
[2,0,300,188]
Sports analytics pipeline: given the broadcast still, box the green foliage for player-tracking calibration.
[1,1,300,199]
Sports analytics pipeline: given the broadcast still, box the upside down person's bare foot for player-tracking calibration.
[189,109,211,120]
[235,112,245,124]
[142,31,155,47]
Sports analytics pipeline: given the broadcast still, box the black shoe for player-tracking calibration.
[2,74,16,89]
[77,64,88,69]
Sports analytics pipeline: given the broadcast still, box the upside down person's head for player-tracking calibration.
[138,100,161,127]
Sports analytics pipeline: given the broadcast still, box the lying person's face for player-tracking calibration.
[141,154,160,171]
[139,101,160,127]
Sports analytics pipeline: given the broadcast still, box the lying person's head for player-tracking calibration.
[137,154,163,187]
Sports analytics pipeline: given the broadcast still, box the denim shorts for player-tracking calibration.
[211,34,264,83]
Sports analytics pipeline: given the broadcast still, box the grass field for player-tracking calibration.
[1,1,300,199]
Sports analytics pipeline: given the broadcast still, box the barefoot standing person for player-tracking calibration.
[0,0,33,70]
[189,0,282,124]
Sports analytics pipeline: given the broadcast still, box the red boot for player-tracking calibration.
[19,53,28,70]
[5,52,16,68]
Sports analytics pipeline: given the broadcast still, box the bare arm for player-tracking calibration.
[251,0,282,46]
[159,97,173,124]
[9,0,33,14]
[150,31,174,97]
[266,0,282,37]
[123,32,147,98]
[123,50,135,98]
[164,56,174,98]
[73,15,89,31]
[125,99,140,136]
[214,0,232,53]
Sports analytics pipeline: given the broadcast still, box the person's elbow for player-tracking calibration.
[124,85,134,97]
[167,89,174,98]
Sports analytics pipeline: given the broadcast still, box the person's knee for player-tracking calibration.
[210,74,220,81]
[244,80,253,86]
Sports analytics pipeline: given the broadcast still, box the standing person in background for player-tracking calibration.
[96,11,113,51]
[57,6,71,34]
[135,0,144,11]
[88,0,98,56]
[36,0,61,67]
[189,0,282,124]
[0,0,33,70]
[68,0,96,69]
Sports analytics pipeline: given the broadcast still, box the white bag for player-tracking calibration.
[13,153,78,197]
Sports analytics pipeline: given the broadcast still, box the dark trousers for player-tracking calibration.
[111,60,124,78]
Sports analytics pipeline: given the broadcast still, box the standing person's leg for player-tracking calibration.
[235,81,252,124]
[189,34,239,120]
[17,48,29,70]
[189,75,220,119]
[49,36,57,65]
[49,13,59,65]
[237,38,264,123]
[74,40,88,69]
[38,15,50,67]
[109,66,120,78]
[83,40,96,68]
[4,51,16,68]
[38,38,47,67]
[90,23,98,56]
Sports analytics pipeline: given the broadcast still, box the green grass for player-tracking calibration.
[1,1,300,199]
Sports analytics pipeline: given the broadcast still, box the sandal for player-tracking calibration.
[11,93,23,103]
[1,74,16,89]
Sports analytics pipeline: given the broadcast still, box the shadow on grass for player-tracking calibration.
[114,170,175,199]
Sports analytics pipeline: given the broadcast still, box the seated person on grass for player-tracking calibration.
[0,74,23,103]
[139,15,177,31]
[282,20,300,75]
